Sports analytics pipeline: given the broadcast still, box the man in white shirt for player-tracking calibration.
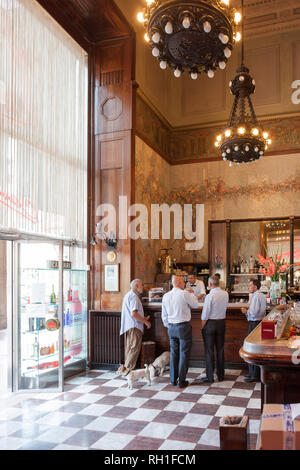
[162,275,200,388]
[186,273,206,300]
[241,278,267,383]
[120,279,151,373]
[200,275,229,384]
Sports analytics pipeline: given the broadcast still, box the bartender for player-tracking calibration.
[186,273,206,301]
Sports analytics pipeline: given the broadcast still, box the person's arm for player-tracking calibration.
[161,299,169,328]
[185,290,201,309]
[131,310,151,329]
[201,294,212,328]
[129,296,151,329]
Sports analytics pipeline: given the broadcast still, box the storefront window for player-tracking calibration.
[0,0,88,241]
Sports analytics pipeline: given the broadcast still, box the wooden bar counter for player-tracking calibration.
[142,302,250,367]
[89,303,252,368]
[240,311,300,409]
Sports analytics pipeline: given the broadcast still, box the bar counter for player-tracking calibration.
[240,310,300,409]
[89,303,272,369]
[142,302,250,367]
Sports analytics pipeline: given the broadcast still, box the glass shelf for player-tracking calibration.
[230,273,264,276]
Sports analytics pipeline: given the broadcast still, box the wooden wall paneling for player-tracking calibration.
[94,39,134,135]
[94,129,134,311]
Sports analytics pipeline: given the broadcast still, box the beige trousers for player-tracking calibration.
[124,328,143,370]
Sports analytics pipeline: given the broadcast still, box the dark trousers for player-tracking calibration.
[168,322,192,385]
[202,319,226,382]
[248,321,261,379]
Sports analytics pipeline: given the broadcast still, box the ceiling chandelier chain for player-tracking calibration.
[137,0,242,79]
[215,0,272,166]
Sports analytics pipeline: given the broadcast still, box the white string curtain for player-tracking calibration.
[0,0,88,243]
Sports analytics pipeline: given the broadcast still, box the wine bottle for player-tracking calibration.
[33,336,39,359]
[50,285,56,304]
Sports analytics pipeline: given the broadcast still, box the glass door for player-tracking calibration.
[63,243,88,377]
[14,240,64,392]
[0,240,13,396]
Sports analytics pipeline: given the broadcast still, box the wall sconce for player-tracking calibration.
[90,224,118,251]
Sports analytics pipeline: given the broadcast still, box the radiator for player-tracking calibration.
[89,311,124,366]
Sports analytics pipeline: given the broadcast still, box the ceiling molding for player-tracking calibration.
[136,92,300,165]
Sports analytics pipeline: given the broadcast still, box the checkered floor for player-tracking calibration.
[0,367,261,450]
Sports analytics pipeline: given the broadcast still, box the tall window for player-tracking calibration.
[0,0,88,242]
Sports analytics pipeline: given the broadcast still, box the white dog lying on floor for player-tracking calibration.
[126,365,151,389]
[149,351,170,381]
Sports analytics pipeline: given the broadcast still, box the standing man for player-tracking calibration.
[120,279,151,374]
[186,273,206,301]
[241,278,267,383]
[162,275,200,388]
[201,275,229,384]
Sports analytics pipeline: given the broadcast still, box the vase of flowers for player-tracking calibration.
[257,253,291,303]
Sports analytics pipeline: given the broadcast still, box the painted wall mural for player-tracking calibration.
[135,132,300,283]
[169,176,300,204]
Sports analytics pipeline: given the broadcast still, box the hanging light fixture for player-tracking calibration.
[215,0,271,165]
[137,0,242,79]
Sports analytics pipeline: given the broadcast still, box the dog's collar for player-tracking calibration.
[151,364,157,371]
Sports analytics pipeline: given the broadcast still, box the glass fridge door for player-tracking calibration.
[63,244,88,376]
[15,240,64,392]
[63,269,87,374]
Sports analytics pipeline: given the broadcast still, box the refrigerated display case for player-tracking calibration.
[15,239,87,392]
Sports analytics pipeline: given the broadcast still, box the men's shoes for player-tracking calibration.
[170,380,178,386]
[244,373,251,379]
[200,377,214,384]
[178,380,189,389]
[244,376,259,383]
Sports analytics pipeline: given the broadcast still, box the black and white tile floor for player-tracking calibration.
[0,367,261,450]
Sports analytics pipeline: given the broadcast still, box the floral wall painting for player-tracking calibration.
[134,134,300,283]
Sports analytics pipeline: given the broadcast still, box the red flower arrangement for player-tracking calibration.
[258,253,299,281]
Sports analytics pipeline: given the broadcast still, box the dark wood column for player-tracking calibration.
[35,1,137,314]
[290,216,295,287]
[90,35,136,312]
[226,219,231,289]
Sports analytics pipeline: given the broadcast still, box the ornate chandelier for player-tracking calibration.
[137,0,242,79]
[215,0,271,165]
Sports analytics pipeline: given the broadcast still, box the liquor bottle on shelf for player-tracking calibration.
[245,260,250,274]
[33,336,39,359]
[249,256,255,274]
[50,285,56,304]
[240,258,245,274]
[67,288,72,302]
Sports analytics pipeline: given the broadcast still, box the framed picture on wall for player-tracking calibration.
[104,264,120,292]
